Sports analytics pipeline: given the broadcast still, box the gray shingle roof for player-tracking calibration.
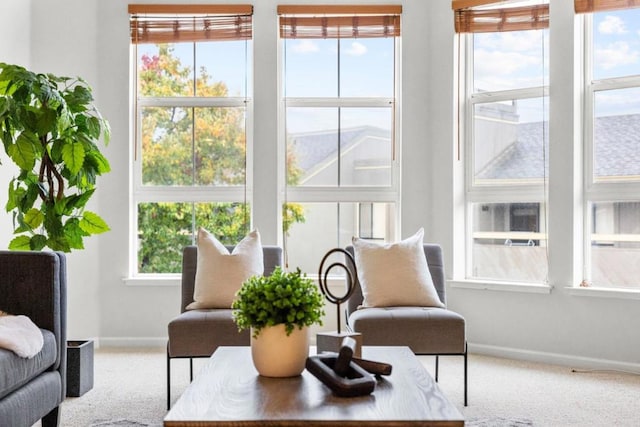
[477,114,640,179]
[288,126,391,174]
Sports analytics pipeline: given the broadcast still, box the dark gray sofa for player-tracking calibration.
[0,251,67,427]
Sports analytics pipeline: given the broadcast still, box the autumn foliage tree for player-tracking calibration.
[137,45,304,273]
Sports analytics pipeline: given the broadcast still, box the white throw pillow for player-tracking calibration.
[352,228,444,308]
[187,228,264,310]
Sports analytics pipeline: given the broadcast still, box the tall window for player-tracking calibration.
[278,5,401,273]
[455,0,550,283]
[580,1,640,288]
[129,5,253,274]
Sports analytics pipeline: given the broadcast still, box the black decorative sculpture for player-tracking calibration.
[318,248,358,334]
[317,248,363,356]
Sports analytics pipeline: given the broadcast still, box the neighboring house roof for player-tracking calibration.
[477,114,640,179]
[288,126,391,178]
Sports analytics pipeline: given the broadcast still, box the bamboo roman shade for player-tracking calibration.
[453,1,549,33]
[129,4,252,44]
[277,5,402,39]
[574,0,640,13]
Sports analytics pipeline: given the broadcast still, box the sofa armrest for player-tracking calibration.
[0,251,67,398]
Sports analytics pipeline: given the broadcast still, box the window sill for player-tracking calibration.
[122,275,181,287]
[565,286,640,300]
[448,279,552,294]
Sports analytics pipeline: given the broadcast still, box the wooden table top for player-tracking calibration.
[164,346,464,427]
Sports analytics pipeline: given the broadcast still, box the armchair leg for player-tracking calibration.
[189,358,193,381]
[435,355,439,382]
[167,346,171,410]
[42,406,60,427]
[464,344,468,406]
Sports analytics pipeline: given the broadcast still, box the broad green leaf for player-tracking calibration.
[62,141,85,175]
[47,235,71,252]
[7,133,36,170]
[30,234,47,251]
[79,211,109,234]
[64,218,85,249]
[23,208,44,229]
[86,116,101,139]
[86,150,111,174]
[9,235,31,251]
[36,107,57,136]
[63,189,94,212]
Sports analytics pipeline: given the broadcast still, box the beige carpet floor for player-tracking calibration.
[37,347,639,426]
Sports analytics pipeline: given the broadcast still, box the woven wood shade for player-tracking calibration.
[454,3,549,33]
[574,0,640,13]
[277,5,401,39]
[129,4,252,44]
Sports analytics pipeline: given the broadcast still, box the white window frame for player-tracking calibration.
[279,38,402,245]
[583,12,640,287]
[463,31,549,283]
[129,47,253,278]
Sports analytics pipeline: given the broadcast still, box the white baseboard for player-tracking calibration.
[97,337,167,349]
[469,343,640,374]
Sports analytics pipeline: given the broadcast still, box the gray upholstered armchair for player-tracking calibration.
[0,251,67,427]
[166,245,282,408]
[345,244,468,406]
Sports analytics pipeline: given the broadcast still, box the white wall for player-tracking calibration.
[2,0,639,371]
[0,0,31,248]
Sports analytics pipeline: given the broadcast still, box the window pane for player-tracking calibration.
[142,107,247,186]
[137,43,194,97]
[196,40,251,97]
[593,88,640,181]
[284,39,338,97]
[284,202,396,274]
[473,29,548,92]
[591,201,640,288]
[137,202,250,274]
[471,202,547,283]
[194,107,247,185]
[473,98,548,184]
[340,38,394,97]
[287,108,392,187]
[592,9,640,81]
[141,107,193,185]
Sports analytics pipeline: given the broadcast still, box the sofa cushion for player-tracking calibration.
[348,307,466,354]
[168,309,249,358]
[0,329,57,400]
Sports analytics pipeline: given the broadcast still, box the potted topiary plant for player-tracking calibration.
[232,266,325,377]
[0,63,111,252]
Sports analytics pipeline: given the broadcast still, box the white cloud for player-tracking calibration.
[595,41,639,69]
[344,41,367,56]
[291,40,319,54]
[473,49,545,91]
[598,15,627,35]
[475,31,546,53]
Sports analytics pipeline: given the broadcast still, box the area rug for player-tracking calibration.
[89,420,162,427]
[465,417,534,426]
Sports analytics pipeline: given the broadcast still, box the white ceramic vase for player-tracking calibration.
[250,324,309,377]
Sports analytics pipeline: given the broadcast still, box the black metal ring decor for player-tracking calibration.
[318,248,358,334]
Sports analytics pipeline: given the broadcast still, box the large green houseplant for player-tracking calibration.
[0,63,111,252]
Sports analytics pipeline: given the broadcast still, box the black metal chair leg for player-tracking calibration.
[189,358,193,381]
[464,344,468,406]
[167,347,171,410]
[435,355,439,382]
